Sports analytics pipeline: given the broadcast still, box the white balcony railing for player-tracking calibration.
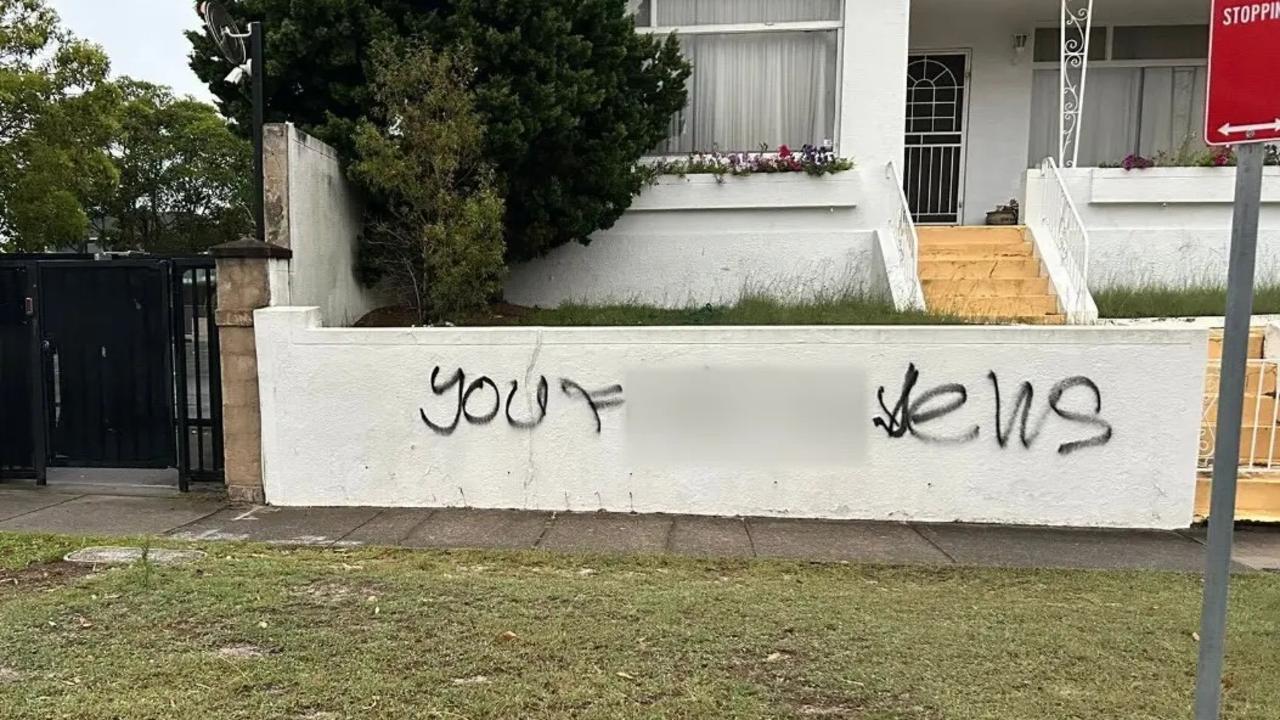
[886,161,926,310]
[1037,157,1091,319]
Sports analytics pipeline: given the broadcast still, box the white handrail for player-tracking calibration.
[1038,157,1091,319]
[885,161,926,310]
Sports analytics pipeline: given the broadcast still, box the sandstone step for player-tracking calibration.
[919,259,1043,280]
[917,226,1026,244]
[922,278,1052,297]
[1207,330,1265,360]
[942,314,1066,325]
[1202,393,1280,424]
[1199,425,1280,465]
[920,245,1035,260]
[1015,314,1067,325]
[1195,470,1280,522]
[1204,363,1277,395]
[927,295,1060,316]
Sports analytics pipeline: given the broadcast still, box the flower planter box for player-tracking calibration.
[1088,167,1280,204]
[630,172,860,212]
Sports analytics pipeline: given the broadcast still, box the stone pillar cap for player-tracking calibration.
[210,237,293,260]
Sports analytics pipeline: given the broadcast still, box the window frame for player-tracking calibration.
[634,0,847,158]
[1028,23,1209,165]
[1029,22,1209,69]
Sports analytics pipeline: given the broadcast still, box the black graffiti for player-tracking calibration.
[560,380,625,434]
[419,367,622,435]
[1048,376,1113,455]
[989,372,1044,449]
[875,364,1113,455]
[989,372,1113,455]
[419,367,464,436]
[873,363,980,444]
[505,377,549,429]
[462,377,501,424]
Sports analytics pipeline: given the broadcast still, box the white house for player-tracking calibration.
[506,0,1280,322]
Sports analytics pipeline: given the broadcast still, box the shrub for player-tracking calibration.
[350,42,506,324]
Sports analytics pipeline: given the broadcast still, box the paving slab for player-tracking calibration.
[0,494,223,536]
[748,518,949,564]
[668,516,754,558]
[0,488,81,522]
[65,546,206,566]
[917,524,1215,572]
[401,509,549,550]
[1180,526,1280,571]
[168,505,380,546]
[1232,529,1280,571]
[539,512,673,554]
[341,508,434,546]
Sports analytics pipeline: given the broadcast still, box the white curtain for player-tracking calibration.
[659,30,837,153]
[1029,65,1208,166]
[1139,66,1207,157]
[657,0,841,25]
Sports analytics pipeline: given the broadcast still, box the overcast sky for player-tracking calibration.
[49,0,216,103]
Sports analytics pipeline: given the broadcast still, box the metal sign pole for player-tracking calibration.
[1193,140,1265,720]
[250,21,265,242]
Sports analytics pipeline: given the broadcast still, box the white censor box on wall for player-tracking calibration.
[1196,3,1279,718]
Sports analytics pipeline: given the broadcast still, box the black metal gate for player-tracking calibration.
[172,260,223,487]
[0,255,222,489]
[0,263,37,477]
[904,52,970,224]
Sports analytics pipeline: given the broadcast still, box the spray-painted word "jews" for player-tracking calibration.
[419,366,623,435]
[872,363,1113,455]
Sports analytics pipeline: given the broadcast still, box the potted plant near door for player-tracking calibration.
[985,199,1019,225]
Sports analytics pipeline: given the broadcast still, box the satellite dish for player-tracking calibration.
[199,1,247,67]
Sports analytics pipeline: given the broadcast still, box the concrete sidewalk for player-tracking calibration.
[2,486,1278,572]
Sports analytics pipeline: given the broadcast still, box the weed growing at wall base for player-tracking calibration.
[1095,283,1280,318]
[493,294,962,327]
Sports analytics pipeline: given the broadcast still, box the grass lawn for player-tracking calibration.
[1095,284,1280,319]
[2,533,1279,719]
[509,296,958,327]
[361,295,965,328]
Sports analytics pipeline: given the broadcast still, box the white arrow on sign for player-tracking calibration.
[1218,118,1280,136]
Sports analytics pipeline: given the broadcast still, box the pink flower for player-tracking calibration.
[778,145,792,158]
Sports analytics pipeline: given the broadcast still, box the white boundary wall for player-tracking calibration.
[263,123,387,325]
[256,307,1206,529]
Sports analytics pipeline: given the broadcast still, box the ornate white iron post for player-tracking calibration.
[1059,0,1095,168]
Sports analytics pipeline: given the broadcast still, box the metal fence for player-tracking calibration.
[1200,359,1280,469]
[1037,157,1091,321]
[0,254,222,488]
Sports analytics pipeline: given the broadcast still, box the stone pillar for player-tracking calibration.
[211,239,292,503]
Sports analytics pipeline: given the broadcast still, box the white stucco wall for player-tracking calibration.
[505,171,895,308]
[1028,167,1280,288]
[256,306,1206,528]
[839,0,910,169]
[264,124,385,326]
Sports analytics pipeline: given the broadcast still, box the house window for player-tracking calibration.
[635,0,843,154]
[1028,24,1209,166]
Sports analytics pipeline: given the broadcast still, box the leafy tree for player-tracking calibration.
[189,0,689,261]
[0,0,120,251]
[350,41,505,323]
[91,80,252,254]
[186,0,439,154]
